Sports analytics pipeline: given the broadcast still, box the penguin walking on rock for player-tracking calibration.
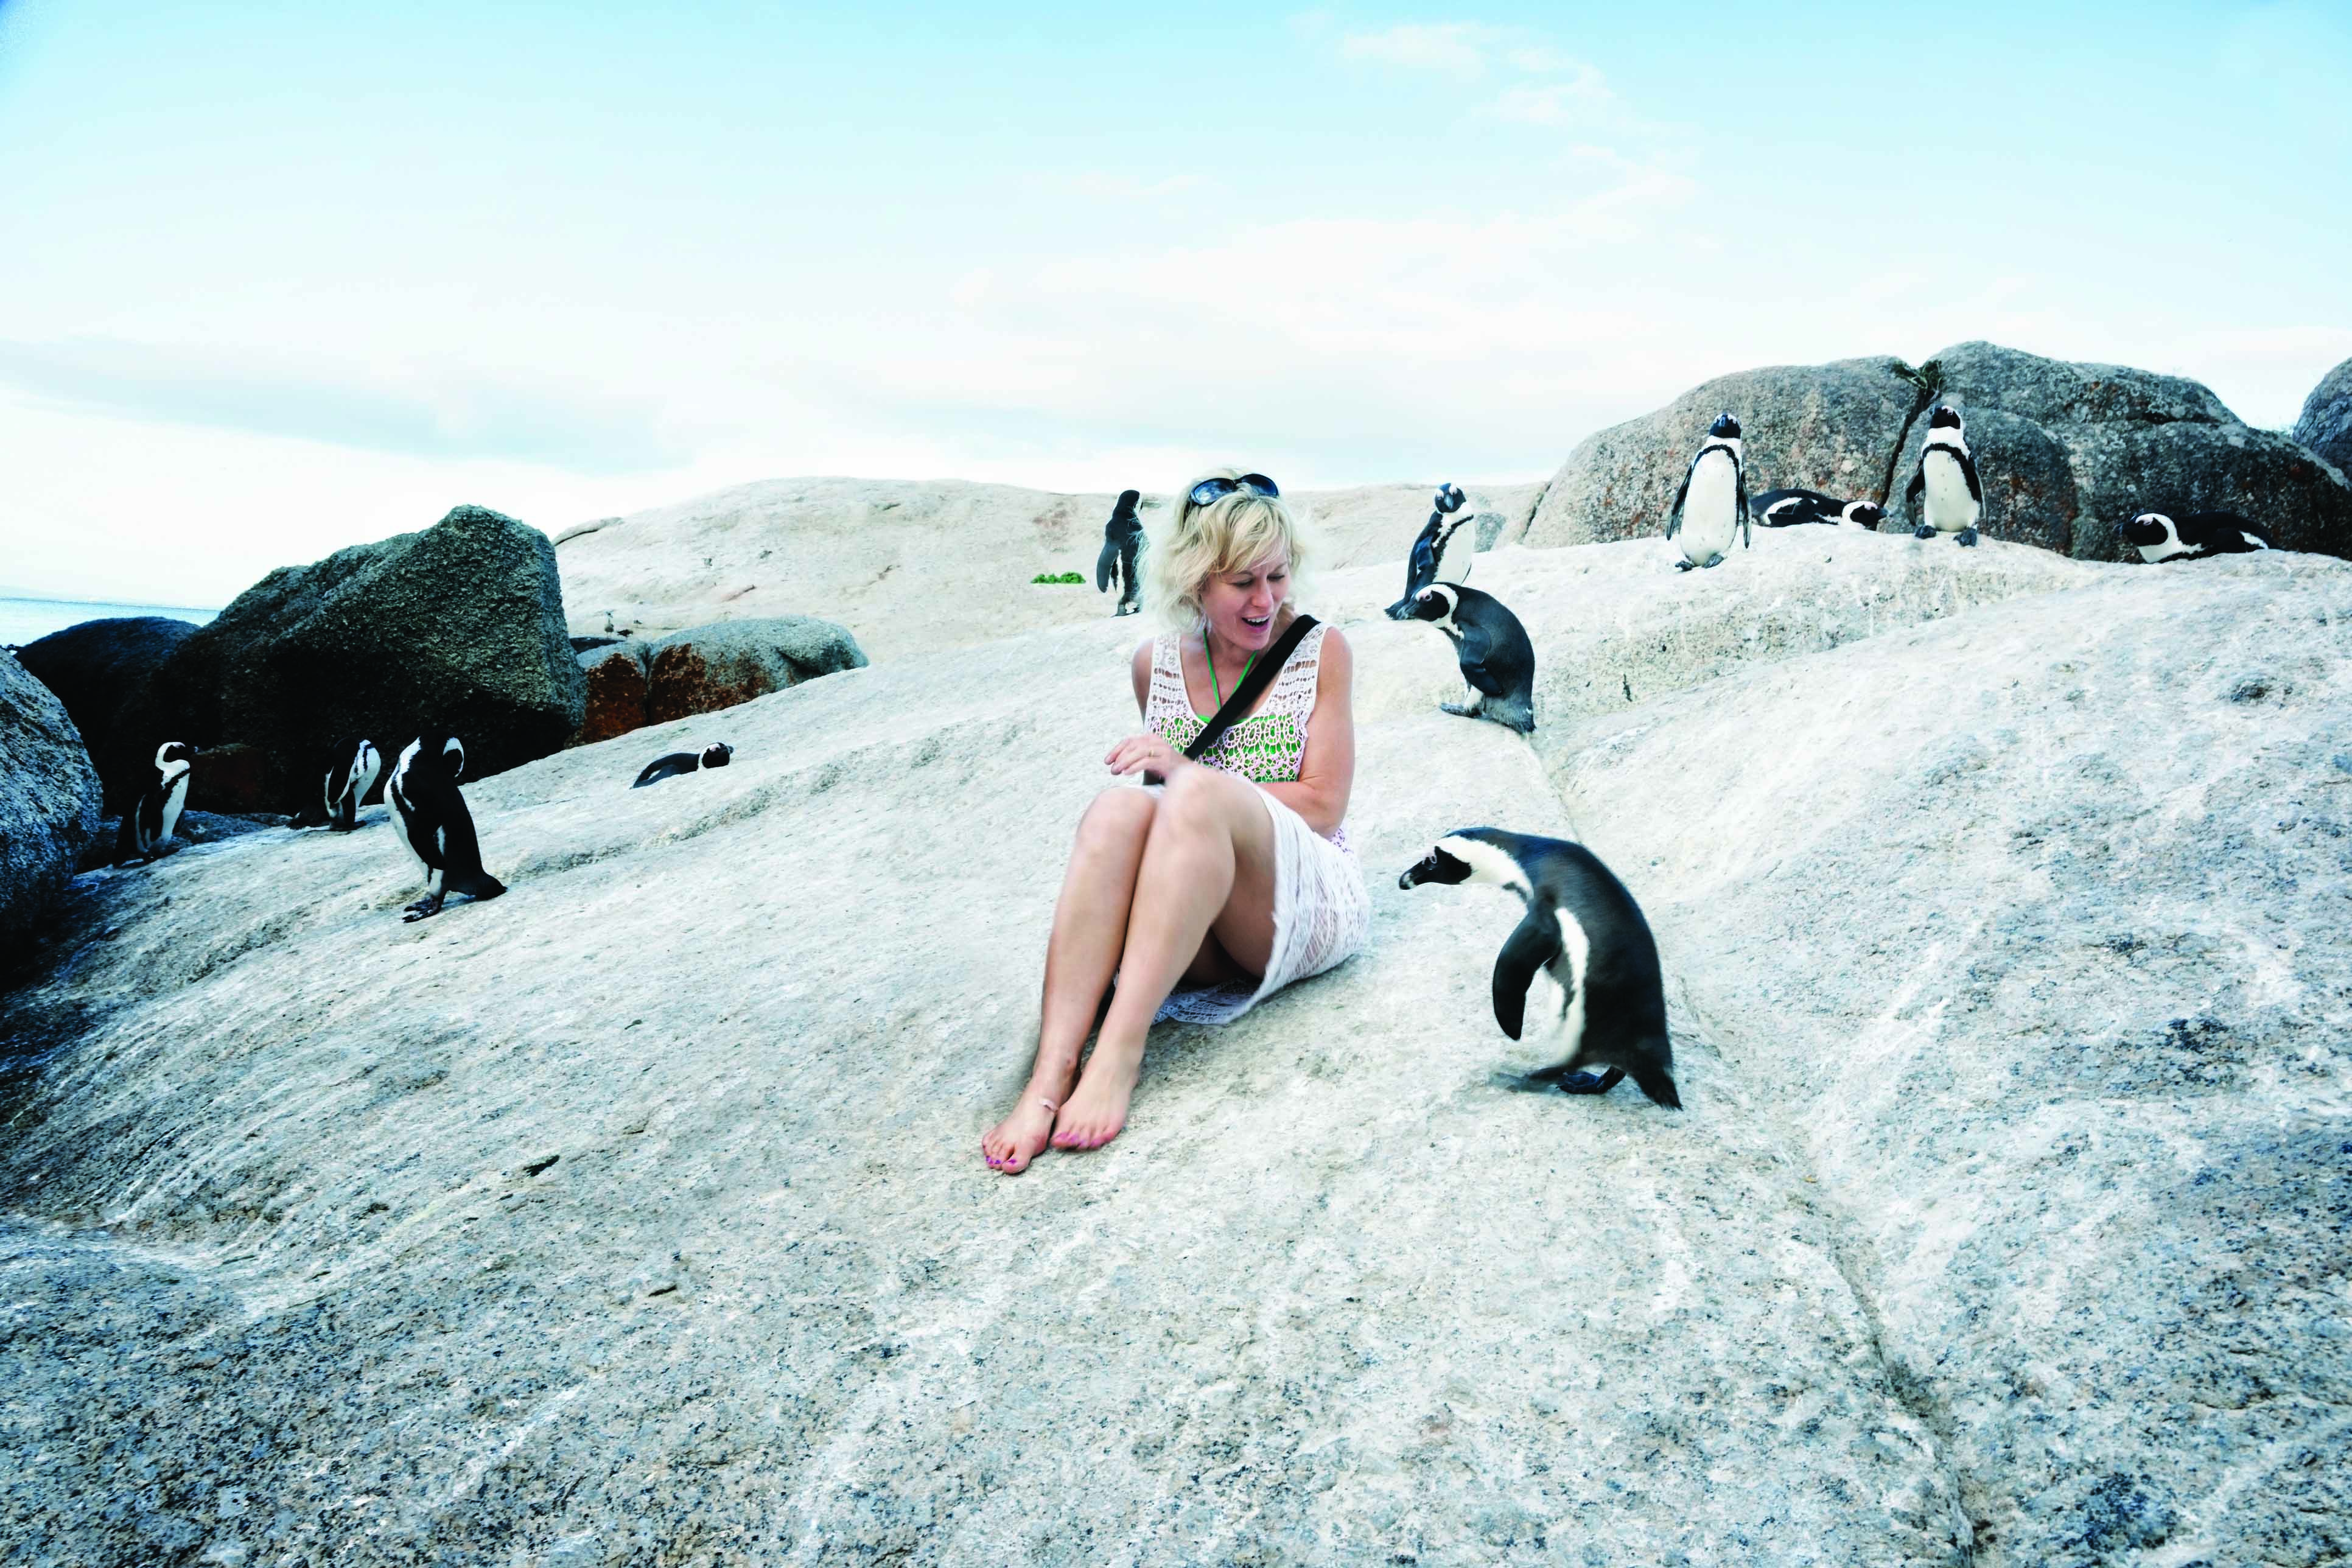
[2120,510,2272,562]
[1386,483,1471,619]
[1752,488,1886,530]
[115,741,195,865]
[301,738,382,831]
[1402,583,1536,734]
[1399,828,1679,1108]
[1903,406,1983,545]
[1666,412,1750,570]
[385,734,506,922]
[633,742,735,787]
[1096,490,1145,616]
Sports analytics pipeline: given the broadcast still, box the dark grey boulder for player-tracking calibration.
[1525,357,1922,547]
[2291,356,2352,478]
[116,505,584,812]
[1536,341,2352,562]
[1,651,102,952]
[13,616,200,811]
[644,617,867,726]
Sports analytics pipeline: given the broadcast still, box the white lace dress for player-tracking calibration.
[1141,622,1373,1025]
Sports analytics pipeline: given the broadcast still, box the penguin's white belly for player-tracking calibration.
[1922,452,1979,532]
[1552,908,1591,1057]
[158,772,189,847]
[1681,458,1740,562]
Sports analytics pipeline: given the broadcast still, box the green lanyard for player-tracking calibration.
[1206,640,1256,713]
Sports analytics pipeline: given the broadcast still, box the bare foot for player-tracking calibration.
[1051,1039,1143,1152]
[982,1090,1062,1175]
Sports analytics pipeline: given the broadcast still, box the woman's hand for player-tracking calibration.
[1105,732,1186,779]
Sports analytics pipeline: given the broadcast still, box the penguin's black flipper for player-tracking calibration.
[1904,464,1925,519]
[1096,534,1121,594]
[1453,616,1502,698]
[1958,449,1983,505]
[1665,461,1693,539]
[1491,912,1563,1041]
[1735,458,1751,549]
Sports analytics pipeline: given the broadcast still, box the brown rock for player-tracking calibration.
[186,743,274,814]
[643,618,866,727]
[572,642,651,746]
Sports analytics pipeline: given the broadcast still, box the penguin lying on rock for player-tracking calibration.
[385,734,505,922]
[633,743,734,788]
[116,741,195,865]
[1386,482,1471,619]
[1096,490,1145,617]
[1399,828,1679,1108]
[1752,488,1885,530]
[2120,510,2272,562]
[1401,583,1536,734]
[1904,406,1982,545]
[1667,412,1750,570]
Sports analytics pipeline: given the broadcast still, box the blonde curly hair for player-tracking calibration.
[1144,469,1311,628]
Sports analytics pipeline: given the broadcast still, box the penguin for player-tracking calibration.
[632,742,735,788]
[1751,487,1886,530]
[304,738,382,831]
[114,741,195,865]
[1665,412,1750,570]
[1385,482,1472,619]
[1402,583,1537,734]
[1096,490,1145,617]
[1903,405,1983,545]
[1398,828,1679,1108]
[384,733,506,922]
[2119,510,2272,563]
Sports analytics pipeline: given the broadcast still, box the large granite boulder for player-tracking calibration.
[116,505,584,811]
[2291,355,2352,478]
[571,639,652,746]
[1525,357,1925,547]
[643,616,867,726]
[1531,342,2352,562]
[12,616,200,811]
[0,652,101,953]
[2,535,2344,1564]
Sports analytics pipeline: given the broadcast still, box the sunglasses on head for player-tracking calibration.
[1187,473,1280,509]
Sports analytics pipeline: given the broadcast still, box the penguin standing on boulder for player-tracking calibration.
[115,741,195,864]
[1903,406,1983,546]
[385,733,506,922]
[299,738,382,831]
[1752,488,1886,530]
[1402,583,1537,734]
[632,742,734,787]
[1665,412,1750,570]
[1386,483,1471,618]
[1096,490,1145,616]
[2119,510,2272,562]
[1398,828,1679,1108]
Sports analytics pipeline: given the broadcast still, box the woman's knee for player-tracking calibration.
[1161,765,1248,830]
[1076,787,1156,852]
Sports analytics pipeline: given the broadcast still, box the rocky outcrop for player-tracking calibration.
[645,617,867,726]
[2291,354,2352,478]
[555,478,1545,662]
[0,652,101,954]
[572,639,651,747]
[12,615,200,811]
[1529,343,2352,562]
[114,505,584,812]
[2,533,2343,1564]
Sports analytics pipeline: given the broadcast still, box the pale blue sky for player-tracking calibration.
[2,0,2347,603]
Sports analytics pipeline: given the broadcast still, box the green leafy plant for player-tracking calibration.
[1031,571,1087,584]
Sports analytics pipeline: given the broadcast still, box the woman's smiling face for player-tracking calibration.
[1200,549,1290,653]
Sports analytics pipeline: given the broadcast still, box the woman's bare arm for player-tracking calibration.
[1131,639,1153,718]
[1255,628,1354,838]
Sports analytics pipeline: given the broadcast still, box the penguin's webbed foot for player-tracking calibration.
[1558,1068,1627,1096]
[1913,523,1937,540]
[1673,559,1697,572]
[1956,527,1979,547]
[1499,1064,1625,1096]
[402,895,444,922]
[1439,701,1479,718]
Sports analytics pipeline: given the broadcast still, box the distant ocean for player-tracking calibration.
[1,597,220,648]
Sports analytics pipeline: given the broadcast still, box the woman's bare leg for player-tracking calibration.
[984,789,1157,1174]
[1052,768,1279,1150]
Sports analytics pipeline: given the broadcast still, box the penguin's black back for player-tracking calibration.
[1752,487,1838,524]
[2178,511,2271,551]
[633,752,701,788]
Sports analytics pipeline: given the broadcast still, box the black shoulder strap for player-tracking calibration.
[1185,615,1319,762]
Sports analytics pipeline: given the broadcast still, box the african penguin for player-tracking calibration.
[1666,411,1750,570]
[1398,828,1679,1108]
[2119,510,2272,563]
[1385,482,1473,619]
[1096,490,1145,616]
[312,738,382,831]
[632,742,735,788]
[384,733,506,922]
[115,741,195,865]
[1752,487,1886,530]
[1903,406,1983,545]
[1403,583,1537,734]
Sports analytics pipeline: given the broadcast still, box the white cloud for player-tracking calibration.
[1492,65,1614,127]
[1050,172,1210,201]
[1339,23,1502,75]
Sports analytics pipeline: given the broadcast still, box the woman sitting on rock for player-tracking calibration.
[983,470,1373,1173]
